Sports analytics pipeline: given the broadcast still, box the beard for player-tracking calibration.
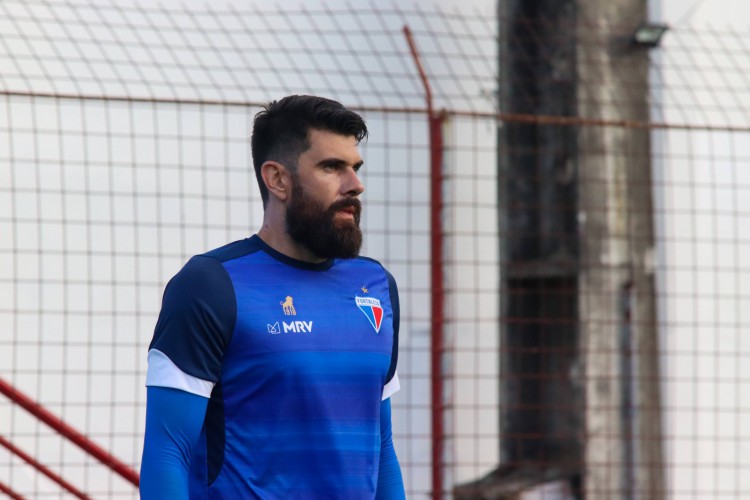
[286,180,363,259]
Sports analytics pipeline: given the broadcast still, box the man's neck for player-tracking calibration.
[257,225,327,264]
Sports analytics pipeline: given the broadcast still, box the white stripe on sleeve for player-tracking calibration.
[381,371,400,401]
[145,348,215,398]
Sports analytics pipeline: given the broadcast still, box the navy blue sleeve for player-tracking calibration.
[376,398,405,499]
[140,386,209,499]
[384,269,400,384]
[150,255,236,382]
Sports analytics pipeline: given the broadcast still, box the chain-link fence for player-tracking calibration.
[1,1,748,499]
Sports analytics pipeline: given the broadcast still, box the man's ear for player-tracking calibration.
[261,161,290,202]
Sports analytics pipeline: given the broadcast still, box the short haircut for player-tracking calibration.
[251,95,368,206]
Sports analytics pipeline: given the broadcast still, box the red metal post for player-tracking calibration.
[0,435,91,499]
[428,111,445,500]
[0,378,140,487]
[403,25,445,500]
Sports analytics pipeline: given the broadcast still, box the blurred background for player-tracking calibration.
[1,0,748,498]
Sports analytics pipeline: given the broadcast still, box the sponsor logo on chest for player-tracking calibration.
[267,296,314,334]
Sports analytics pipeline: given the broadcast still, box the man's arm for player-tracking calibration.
[140,386,208,499]
[376,398,405,499]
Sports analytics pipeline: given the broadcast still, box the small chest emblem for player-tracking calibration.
[355,296,383,334]
[280,296,296,316]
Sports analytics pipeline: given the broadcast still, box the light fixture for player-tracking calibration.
[632,22,669,48]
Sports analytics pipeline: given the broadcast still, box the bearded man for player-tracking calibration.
[139,95,405,500]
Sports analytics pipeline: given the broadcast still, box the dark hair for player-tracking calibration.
[251,95,368,206]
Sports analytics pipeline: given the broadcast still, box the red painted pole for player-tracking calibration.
[428,111,445,500]
[0,378,140,487]
[403,25,446,500]
[0,435,91,499]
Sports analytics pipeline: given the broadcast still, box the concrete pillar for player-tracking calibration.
[576,0,664,497]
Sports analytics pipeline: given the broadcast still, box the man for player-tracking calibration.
[140,95,405,499]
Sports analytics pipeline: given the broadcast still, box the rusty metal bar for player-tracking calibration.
[0,479,25,500]
[0,378,140,487]
[0,435,91,499]
[2,89,748,133]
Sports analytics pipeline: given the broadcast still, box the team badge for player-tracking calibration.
[280,296,296,315]
[355,296,383,334]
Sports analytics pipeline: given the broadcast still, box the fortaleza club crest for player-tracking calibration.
[355,296,383,334]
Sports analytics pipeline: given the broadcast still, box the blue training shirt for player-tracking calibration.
[146,235,400,499]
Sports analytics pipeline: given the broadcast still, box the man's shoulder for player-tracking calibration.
[167,237,264,290]
[346,255,387,272]
[200,236,265,264]
[348,254,381,266]
[343,256,397,284]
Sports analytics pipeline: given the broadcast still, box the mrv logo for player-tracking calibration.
[267,321,314,334]
[283,320,313,333]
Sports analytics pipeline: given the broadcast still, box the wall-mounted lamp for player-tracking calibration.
[631,22,669,48]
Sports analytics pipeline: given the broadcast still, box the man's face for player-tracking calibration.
[285,129,365,259]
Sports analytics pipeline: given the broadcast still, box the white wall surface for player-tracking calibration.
[650,1,750,498]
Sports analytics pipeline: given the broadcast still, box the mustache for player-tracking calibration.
[328,198,361,214]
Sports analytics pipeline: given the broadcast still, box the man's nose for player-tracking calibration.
[343,167,365,196]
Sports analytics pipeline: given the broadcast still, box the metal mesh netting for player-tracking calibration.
[2,1,750,499]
